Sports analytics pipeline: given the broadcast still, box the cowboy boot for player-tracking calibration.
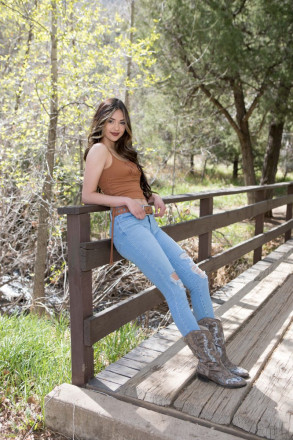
[184,327,247,388]
[198,317,249,378]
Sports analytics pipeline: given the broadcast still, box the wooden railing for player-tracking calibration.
[58,182,293,386]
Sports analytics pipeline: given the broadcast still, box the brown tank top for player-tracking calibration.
[98,152,145,199]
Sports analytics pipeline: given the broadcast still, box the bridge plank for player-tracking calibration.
[104,362,141,378]
[123,345,162,364]
[174,274,293,425]
[118,258,293,405]
[233,321,293,440]
[212,240,293,305]
[115,357,146,371]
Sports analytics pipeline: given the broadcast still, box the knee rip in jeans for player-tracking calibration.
[180,251,207,279]
[170,272,185,289]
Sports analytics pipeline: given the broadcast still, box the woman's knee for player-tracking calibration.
[179,251,208,279]
[170,271,185,289]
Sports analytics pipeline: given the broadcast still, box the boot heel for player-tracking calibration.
[197,372,210,382]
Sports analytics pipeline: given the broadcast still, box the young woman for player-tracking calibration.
[82,98,248,388]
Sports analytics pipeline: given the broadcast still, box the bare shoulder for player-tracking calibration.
[88,143,108,157]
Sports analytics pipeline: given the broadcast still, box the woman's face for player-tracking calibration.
[102,109,126,147]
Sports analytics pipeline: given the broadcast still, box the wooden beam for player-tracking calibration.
[198,197,213,262]
[253,190,265,264]
[285,184,293,241]
[200,219,293,273]
[80,195,293,270]
[84,287,164,346]
[57,182,293,215]
[67,213,94,386]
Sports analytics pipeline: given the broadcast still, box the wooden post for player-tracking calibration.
[198,197,213,262]
[67,213,94,386]
[253,189,265,264]
[285,183,293,241]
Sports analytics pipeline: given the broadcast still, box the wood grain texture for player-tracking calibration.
[117,259,293,406]
[173,274,293,425]
[84,287,164,345]
[285,183,293,241]
[212,240,293,305]
[200,219,293,274]
[233,322,293,440]
[119,343,197,405]
[67,213,94,386]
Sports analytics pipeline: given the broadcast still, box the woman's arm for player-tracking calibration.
[82,144,146,219]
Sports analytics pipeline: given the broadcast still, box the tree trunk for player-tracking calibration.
[31,0,58,315]
[190,153,195,175]
[260,121,283,217]
[15,23,33,112]
[178,45,258,200]
[201,157,208,182]
[124,0,134,109]
[232,78,256,203]
[260,83,290,217]
[261,83,290,186]
[233,155,239,180]
[261,121,284,184]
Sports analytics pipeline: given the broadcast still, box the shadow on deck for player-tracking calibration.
[45,239,293,440]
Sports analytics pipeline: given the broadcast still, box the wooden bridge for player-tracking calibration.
[45,183,293,440]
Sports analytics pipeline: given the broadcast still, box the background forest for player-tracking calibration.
[1,0,293,437]
[1,0,293,310]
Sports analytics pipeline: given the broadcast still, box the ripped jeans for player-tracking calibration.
[112,212,215,336]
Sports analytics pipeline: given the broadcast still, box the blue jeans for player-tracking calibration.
[112,212,215,336]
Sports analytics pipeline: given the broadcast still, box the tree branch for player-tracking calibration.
[174,34,241,136]
[0,1,49,33]
[243,83,265,122]
[233,0,247,18]
[198,83,240,136]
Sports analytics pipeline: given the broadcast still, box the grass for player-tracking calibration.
[0,313,146,438]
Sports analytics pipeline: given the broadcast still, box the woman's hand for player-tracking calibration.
[126,198,147,219]
[150,194,166,217]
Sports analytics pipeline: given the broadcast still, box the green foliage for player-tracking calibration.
[141,0,293,185]
[0,313,71,408]
[93,321,147,373]
[0,0,160,288]
[0,312,146,432]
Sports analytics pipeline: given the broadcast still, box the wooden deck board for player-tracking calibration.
[123,345,162,364]
[139,336,176,352]
[212,240,293,305]
[114,357,146,370]
[105,362,142,378]
[173,274,293,424]
[233,322,293,440]
[87,241,293,440]
[117,259,293,406]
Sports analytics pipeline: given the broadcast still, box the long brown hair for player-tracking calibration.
[85,98,152,200]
